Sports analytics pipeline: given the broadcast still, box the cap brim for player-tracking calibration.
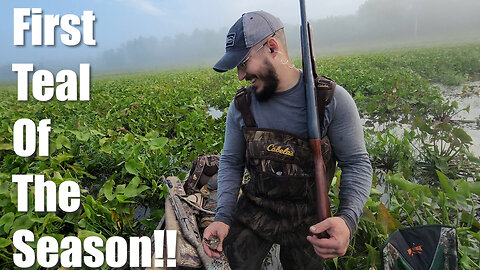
[213,49,249,72]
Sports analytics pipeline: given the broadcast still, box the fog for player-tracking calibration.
[1,0,479,81]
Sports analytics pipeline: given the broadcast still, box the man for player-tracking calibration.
[202,11,372,269]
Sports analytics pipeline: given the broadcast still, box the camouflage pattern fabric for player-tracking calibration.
[224,128,335,269]
[224,217,324,270]
[184,155,220,195]
[237,128,335,245]
[439,226,458,269]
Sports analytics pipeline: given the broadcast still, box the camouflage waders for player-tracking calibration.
[224,85,336,270]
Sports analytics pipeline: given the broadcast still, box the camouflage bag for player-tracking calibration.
[183,155,220,230]
[381,225,458,270]
[184,155,219,195]
[148,155,220,269]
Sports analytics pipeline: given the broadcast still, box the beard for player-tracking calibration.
[251,59,279,102]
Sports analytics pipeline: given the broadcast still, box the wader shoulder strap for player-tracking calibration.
[234,87,257,127]
[234,77,336,130]
[315,76,336,133]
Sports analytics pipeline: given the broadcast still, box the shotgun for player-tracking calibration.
[299,0,331,237]
[163,176,213,268]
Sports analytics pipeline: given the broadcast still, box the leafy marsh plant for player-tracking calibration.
[1,44,479,269]
[410,102,478,182]
[326,169,480,270]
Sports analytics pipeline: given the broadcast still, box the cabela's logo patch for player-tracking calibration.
[267,144,294,157]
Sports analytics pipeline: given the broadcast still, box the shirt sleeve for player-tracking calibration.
[326,85,373,238]
[214,101,246,225]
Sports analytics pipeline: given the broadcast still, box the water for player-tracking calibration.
[207,107,223,119]
[435,81,480,156]
[363,81,480,157]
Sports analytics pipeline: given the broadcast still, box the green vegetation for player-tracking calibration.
[1,43,479,269]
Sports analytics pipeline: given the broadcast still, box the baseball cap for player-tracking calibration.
[213,11,284,72]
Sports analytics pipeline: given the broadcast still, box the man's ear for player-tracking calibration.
[267,37,280,54]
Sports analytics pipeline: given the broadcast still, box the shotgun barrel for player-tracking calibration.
[299,0,331,230]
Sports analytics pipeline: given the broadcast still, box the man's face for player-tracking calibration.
[237,45,279,102]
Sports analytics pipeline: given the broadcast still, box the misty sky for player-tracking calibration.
[1,0,366,65]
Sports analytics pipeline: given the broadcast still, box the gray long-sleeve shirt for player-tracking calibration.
[214,72,372,237]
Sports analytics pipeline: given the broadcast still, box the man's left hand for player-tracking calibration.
[306,217,350,259]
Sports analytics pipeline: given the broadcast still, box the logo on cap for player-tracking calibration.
[226,33,235,48]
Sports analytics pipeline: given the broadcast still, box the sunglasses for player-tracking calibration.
[237,33,275,69]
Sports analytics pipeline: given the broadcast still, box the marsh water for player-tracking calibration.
[436,80,480,156]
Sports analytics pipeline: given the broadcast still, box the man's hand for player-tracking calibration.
[306,217,351,259]
[202,221,230,259]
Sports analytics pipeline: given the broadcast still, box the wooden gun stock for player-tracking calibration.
[310,139,331,238]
